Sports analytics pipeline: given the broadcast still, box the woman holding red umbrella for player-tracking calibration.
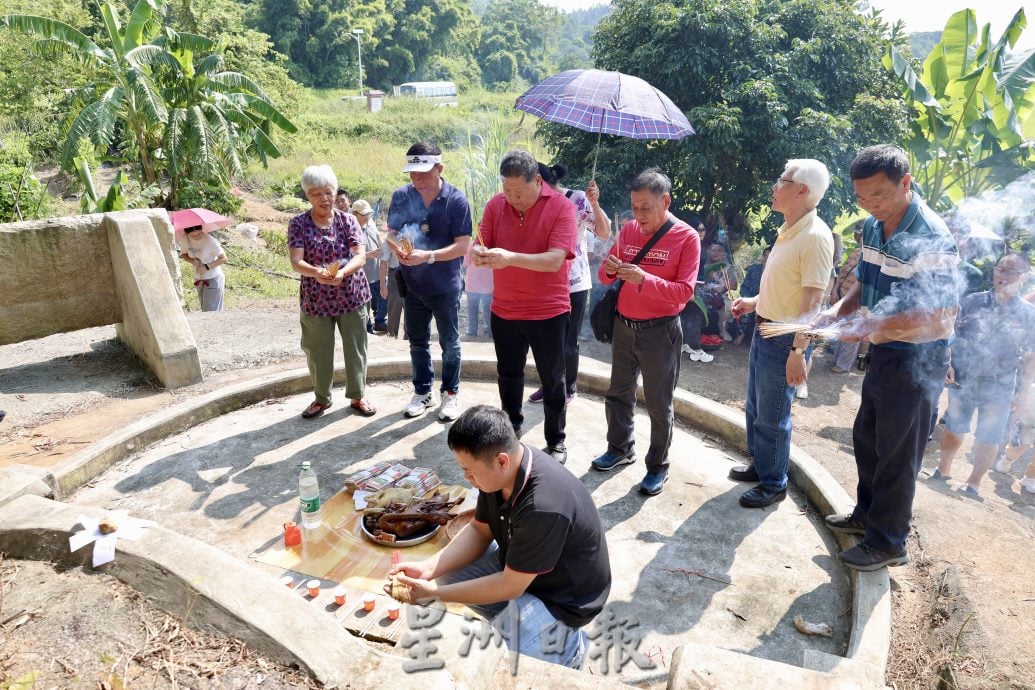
[177,224,227,312]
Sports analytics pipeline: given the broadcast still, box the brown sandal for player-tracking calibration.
[301,400,332,419]
[350,398,377,417]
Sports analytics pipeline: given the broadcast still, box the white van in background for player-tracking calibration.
[394,81,459,107]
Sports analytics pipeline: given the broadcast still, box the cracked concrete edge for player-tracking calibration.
[0,494,417,688]
[15,355,889,687]
[0,494,635,690]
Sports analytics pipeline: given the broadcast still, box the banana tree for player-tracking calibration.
[133,34,297,208]
[2,0,171,184]
[884,8,1035,210]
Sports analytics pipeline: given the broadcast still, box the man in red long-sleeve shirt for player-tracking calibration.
[590,168,700,495]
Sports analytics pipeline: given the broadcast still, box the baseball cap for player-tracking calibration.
[403,154,442,173]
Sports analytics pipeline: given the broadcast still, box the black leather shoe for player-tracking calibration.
[739,485,787,508]
[728,464,759,482]
[544,444,567,465]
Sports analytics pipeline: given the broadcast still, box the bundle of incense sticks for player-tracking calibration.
[757,321,839,341]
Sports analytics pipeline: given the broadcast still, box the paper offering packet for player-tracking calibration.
[359,463,411,492]
[344,462,391,492]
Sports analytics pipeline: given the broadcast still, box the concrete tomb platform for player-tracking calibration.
[53,372,875,687]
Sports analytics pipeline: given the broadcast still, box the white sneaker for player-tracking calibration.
[993,456,1013,474]
[438,392,461,421]
[404,392,435,418]
[688,348,714,363]
[681,344,693,355]
[796,383,809,399]
[1021,477,1035,494]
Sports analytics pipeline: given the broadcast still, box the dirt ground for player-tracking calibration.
[2,304,1034,688]
[0,556,320,689]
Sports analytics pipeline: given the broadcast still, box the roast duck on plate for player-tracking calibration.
[362,490,463,539]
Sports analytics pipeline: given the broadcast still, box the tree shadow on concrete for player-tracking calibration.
[111,402,454,527]
[595,484,760,639]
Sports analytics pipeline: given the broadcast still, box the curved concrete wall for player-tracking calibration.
[5,356,889,688]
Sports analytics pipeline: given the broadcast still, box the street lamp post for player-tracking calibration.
[351,28,364,95]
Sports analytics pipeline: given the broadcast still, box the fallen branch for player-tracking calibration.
[660,566,732,586]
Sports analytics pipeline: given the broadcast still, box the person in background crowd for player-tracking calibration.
[378,222,404,338]
[463,241,493,338]
[386,141,473,422]
[591,168,700,496]
[933,253,1035,498]
[288,165,375,419]
[586,231,615,336]
[734,245,770,345]
[527,163,611,406]
[830,223,868,374]
[335,188,351,213]
[1001,379,1035,494]
[388,405,611,669]
[820,145,958,571]
[474,150,577,465]
[352,199,387,334]
[177,224,227,312]
[729,159,834,509]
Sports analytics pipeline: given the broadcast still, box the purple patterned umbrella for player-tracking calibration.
[516,69,693,138]
[515,69,694,176]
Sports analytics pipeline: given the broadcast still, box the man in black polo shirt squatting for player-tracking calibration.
[388,405,611,668]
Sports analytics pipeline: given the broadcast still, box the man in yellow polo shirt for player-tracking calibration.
[729,159,834,508]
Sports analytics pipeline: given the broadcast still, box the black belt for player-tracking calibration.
[756,315,772,324]
[618,313,676,331]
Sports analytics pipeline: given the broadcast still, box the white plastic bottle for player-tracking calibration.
[298,461,322,528]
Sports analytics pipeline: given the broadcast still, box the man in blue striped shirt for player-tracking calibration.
[818,145,958,571]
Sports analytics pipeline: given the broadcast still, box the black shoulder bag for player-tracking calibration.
[590,218,676,343]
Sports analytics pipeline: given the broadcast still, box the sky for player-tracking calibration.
[540,0,1035,48]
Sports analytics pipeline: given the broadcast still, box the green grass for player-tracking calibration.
[246,88,542,207]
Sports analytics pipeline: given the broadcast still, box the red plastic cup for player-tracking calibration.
[278,575,294,588]
[333,586,347,606]
[387,602,400,620]
[363,594,375,612]
[306,579,320,597]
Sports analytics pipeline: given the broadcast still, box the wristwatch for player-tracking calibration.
[426,251,436,265]
[790,346,807,356]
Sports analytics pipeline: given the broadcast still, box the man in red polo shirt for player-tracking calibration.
[473,150,577,464]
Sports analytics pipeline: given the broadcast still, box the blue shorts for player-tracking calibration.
[945,381,1014,445]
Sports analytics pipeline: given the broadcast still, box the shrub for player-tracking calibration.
[176,179,244,216]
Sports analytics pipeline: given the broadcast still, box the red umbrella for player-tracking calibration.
[169,208,234,236]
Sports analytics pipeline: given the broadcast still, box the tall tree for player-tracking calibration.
[544,0,907,242]
[478,0,563,88]
[886,9,1035,211]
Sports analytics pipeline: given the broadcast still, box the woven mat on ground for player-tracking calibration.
[250,485,472,595]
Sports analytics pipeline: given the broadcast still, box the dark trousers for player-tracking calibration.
[679,302,705,348]
[564,290,589,395]
[605,315,682,472]
[850,343,948,552]
[491,312,568,448]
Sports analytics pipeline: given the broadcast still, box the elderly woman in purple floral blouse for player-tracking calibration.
[288,164,376,418]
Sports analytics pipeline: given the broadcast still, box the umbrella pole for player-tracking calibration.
[591,131,602,180]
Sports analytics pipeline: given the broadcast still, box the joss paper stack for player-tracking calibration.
[394,467,441,496]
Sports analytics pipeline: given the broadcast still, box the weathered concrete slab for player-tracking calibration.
[0,463,53,507]
[0,210,182,344]
[105,213,201,389]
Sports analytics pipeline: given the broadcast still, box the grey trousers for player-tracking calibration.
[604,315,682,472]
[386,268,404,337]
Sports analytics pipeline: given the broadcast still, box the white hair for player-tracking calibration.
[786,159,830,207]
[300,164,338,195]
